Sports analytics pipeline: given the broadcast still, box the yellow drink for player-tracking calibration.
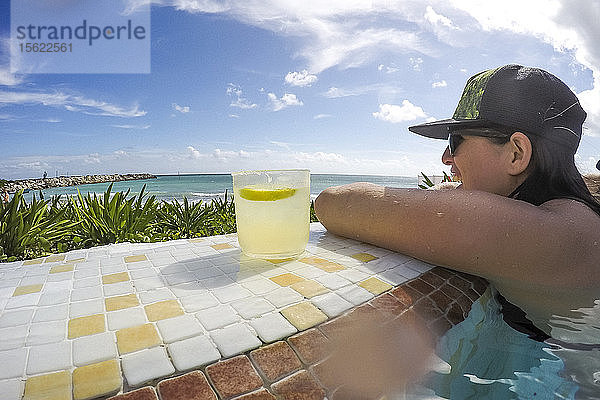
[232,170,310,259]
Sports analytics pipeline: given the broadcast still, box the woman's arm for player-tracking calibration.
[314,182,599,289]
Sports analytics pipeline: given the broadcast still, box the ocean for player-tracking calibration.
[26,173,419,203]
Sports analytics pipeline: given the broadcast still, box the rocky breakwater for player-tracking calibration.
[2,173,157,193]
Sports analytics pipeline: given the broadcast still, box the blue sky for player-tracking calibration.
[1,0,600,179]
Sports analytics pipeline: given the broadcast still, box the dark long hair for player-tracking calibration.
[508,131,600,216]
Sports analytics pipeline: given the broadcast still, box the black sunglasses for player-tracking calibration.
[448,128,512,156]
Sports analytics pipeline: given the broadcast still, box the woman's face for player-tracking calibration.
[442,135,515,195]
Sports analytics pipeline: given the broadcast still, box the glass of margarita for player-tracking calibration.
[232,169,310,259]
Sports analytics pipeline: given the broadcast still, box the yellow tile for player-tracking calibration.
[144,300,184,321]
[50,264,74,274]
[105,294,139,312]
[68,314,105,339]
[23,370,71,400]
[188,238,204,243]
[116,323,161,354]
[358,277,393,295]
[46,254,66,262]
[299,257,346,272]
[13,284,43,296]
[23,257,45,266]
[73,359,121,400]
[351,252,378,263]
[266,258,294,264]
[281,302,328,331]
[124,254,147,263]
[211,243,233,250]
[65,257,86,264]
[290,280,329,298]
[102,272,130,284]
[270,273,305,287]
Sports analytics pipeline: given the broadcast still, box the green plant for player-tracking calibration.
[418,172,454,189]
[155,197,214,239]
[310,200,318,222]
[0,190,79,262]
[69,183,159,246]
[205,190,237,235]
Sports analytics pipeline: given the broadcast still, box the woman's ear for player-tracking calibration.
[506,132,532,176]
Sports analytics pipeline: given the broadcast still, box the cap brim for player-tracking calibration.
[408,118,484,139]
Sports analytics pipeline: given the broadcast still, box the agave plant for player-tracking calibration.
[0,190,79,261]
[205,190,237,235]
[155,196,214,239]
[69,183,159,246]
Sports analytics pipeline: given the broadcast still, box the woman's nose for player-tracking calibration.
[442,146,453,165]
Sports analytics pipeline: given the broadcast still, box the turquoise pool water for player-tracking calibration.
[428,288,600,399]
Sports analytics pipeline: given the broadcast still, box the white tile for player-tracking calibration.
[0,308,34,328]
[378,270,410,286]
[404,259,434,273]
[167,335,221,371]
[0,378,24,400]
[336,285,374,306]
[294,265,325,279]
[129,268,158,279]
[391,264,421,280]
[4,293,40,309]
[179,292,219,312]
[200,275,234,289]
[73,276,101,289]
[249,312,297,343]
[315,274,352,290]
[132,276,165,291]
[74,268,99,279]
[259,266,288,278]
[101,264,127,274]
[156,315,204,343]
[184,260,213,271]
[72,332,118,366]
[138,289,175,304]
[38,289,69,306]
[240,278,280,295]
[0,348,27,379]
[210,323,262,358]
[27,341,72,375]
[20,276,46,285]
[70,299,104,318]
[169,282,204,298]
[159,264,187,275]
[121,347,175,388]
[0,278,21,289]
[212,284,252,303]
[47,271,73,282]
[196,305,240,331]
[0,325,28,350]
[231,298,275,320]
[126,261,153,270]
[338,269,370,283]
[27,320,66,345]
[103,281,134,296]
[311,293,353,318]
[71,285,103,301]
[264,287,304,308]
[165,272,197,286]
[106,308,147,331]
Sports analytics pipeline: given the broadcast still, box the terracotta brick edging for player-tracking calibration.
[107,267,488,400]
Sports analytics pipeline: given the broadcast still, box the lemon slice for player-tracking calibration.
[239,187,297,201]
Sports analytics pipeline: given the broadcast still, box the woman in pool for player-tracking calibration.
[315,64,600,343]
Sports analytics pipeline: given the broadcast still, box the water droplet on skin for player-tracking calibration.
[436,212,444,217]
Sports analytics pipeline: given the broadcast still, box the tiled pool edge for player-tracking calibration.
[0,223,490,400]
[107,267,488,400]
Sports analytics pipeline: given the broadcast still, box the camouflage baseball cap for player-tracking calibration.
[409,64,586,150]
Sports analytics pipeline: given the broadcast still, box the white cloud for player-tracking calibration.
[424,5,457,29]
[226,83,257,109]
[111,124,151,129]
[285,70,318,87]
[314,113,332,119]
[0,90,146,117]
[409,57,423,71]
[187,146,201,159]
[373,101,428,123]
[267,92,303,111]
[172,103,190,113]
[432,80,447,88]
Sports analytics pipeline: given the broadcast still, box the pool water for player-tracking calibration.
[426,288,600,399]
